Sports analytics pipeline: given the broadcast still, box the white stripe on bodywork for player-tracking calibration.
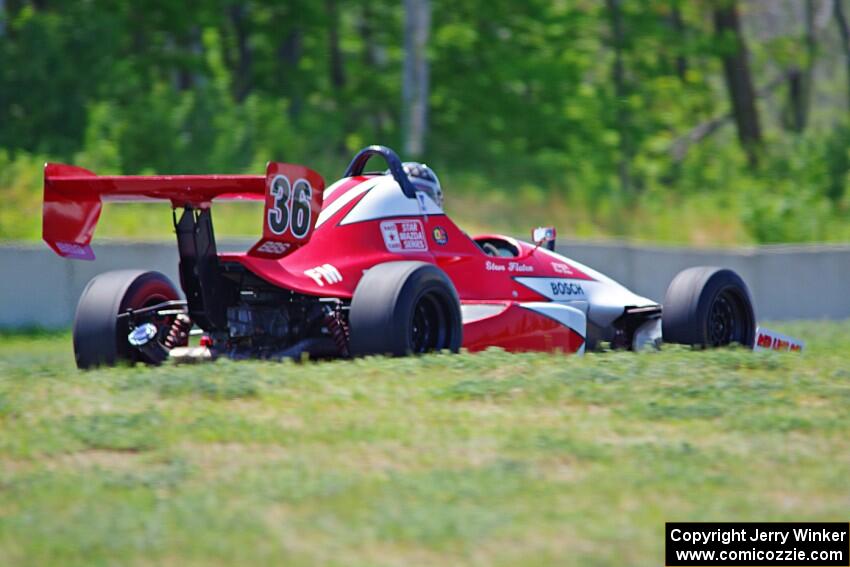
[339,175,443,225]
[535,246,654,301]
[461,303,509,324]
[514,277,588,301]
[518,302,587,355]
[323,177,355,200]
[529,246,658,328]
[315,178,379,228]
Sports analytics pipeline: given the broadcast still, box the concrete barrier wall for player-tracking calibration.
[1,239,848,328]
[554,240,850,321]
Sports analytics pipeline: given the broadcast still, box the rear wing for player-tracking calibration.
[43,162,325,260]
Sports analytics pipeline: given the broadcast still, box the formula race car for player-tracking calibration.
[42,146,800,369]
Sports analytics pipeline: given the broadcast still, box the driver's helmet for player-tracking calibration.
[396,162,443,208]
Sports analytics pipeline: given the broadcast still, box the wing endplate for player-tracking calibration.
[43,163,267,260]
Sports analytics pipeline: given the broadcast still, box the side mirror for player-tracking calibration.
[532,226,557,251]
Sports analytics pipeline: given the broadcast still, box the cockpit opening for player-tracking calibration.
[474,237,520,258]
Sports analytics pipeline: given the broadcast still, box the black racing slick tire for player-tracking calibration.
[73,270,180,369]
[662,266,756,348]
[349,262,462,356]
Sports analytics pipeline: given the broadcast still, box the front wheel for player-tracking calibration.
[662,267,756,348]
[349,262,462,356]
[73,270,181,369]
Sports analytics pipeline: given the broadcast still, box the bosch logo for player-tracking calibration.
[550,281,584,297]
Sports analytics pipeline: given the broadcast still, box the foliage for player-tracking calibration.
[0,321,849,565]
[1,1,849,244]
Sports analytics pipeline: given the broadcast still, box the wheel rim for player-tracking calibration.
[410,292,448,353]
[707,289,748,346]
[123,293,175,362]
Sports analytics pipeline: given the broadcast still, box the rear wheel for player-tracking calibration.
[73,270,180,369]
[662,267,756,348]
[349,262,462,356]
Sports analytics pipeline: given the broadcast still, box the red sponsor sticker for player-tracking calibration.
[753,327,804,352]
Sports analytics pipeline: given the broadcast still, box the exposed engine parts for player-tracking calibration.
[207,281,348,359]
[227,304,291,340]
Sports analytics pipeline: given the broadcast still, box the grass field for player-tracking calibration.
[0,322,848,566]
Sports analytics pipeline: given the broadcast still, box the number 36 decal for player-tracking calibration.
[268,175,312,239]
[250,162,325,259]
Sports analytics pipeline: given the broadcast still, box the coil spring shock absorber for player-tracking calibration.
[163,313,192,349]
[324,306,350,357]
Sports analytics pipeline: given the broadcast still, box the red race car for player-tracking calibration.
[43,146,796,369]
